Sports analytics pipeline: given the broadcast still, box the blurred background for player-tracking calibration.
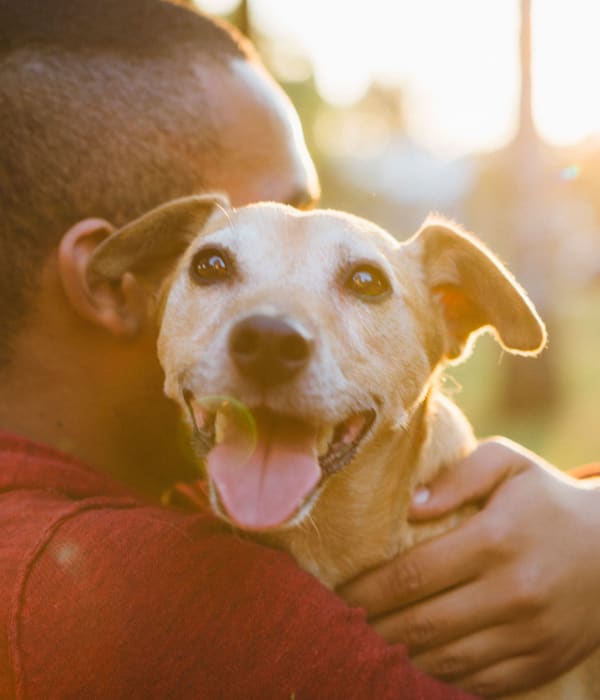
[193,0,600,470]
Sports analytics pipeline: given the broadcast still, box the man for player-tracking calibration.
[1,1,598,698]
[0,1,473,697]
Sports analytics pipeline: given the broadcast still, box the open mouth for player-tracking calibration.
[183,390,375,531]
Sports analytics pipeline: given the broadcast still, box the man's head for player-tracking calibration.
[0,0,318,494]
[0,0,318,361]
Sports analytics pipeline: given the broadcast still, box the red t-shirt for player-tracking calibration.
[0,431,476,699]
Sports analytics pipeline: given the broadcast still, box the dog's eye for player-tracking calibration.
[345,264,391,300]
[190,248,232,285]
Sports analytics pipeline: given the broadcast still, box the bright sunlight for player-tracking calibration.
[196,0,600,155]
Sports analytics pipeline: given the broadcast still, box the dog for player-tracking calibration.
[88,194,599,699]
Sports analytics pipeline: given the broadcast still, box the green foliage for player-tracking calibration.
[447,285,600,469]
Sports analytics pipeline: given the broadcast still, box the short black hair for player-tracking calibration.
[0,0,255,363]
[0,0,248,59]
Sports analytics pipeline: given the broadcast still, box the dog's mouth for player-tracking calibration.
[183,391,375,531]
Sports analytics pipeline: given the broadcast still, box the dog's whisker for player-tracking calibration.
[305,512,322,545]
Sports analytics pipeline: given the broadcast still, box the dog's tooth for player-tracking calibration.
[317,425,334,456]
[215,410,227,444]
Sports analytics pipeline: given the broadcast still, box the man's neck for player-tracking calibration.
[0,326,190,502]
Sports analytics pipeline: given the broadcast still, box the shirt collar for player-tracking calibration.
[0,430,136,500]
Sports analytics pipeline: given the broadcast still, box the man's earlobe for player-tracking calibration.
[58,218,148,338]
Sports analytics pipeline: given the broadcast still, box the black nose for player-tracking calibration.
[229,313,313,386]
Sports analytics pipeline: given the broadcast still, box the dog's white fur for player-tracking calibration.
[89,195,599,700]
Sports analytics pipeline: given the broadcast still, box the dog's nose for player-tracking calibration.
[229,314,313,386]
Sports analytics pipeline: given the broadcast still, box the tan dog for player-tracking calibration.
[89,195,599,700]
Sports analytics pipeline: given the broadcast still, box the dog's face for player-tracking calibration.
[89,195,545,534]
[157,203,436,530]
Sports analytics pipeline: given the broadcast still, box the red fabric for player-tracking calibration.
[0,431,476,700]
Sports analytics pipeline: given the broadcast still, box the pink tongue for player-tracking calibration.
[207,408,321,531]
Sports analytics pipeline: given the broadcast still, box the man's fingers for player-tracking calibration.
[338,517,483,616]
[408,437,532,522]
[410,619,541,682]
[453,653,553,698]
[370,577,505,650]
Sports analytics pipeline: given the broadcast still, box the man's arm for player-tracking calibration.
[14,504,476,699]
[338,439,600,698]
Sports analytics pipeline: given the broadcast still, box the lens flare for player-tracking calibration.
[196,395,257,461]
[560,164,581,181]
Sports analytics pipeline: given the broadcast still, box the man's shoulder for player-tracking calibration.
[0,430,236,628]
[0,433,474,700]
[0,457,230,581]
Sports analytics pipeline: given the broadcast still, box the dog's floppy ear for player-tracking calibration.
[87,193,230,288]
[410,217,546,362]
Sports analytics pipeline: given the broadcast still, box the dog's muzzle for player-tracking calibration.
[184,392,376,532]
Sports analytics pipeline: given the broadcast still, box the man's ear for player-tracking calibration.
[58,218,148,338]
[408,217,547,362]
[65,193,228,338]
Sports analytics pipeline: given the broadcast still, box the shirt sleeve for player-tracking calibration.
[12,503,477,700]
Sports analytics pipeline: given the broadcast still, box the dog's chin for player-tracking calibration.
[182,389,376,532]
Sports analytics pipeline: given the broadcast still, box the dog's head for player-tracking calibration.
[89,195,545,532]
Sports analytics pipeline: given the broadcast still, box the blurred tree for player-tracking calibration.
[192,1,246,36]
[229,0,248,36]
[500,0,560,413]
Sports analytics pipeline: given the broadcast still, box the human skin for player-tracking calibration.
[338,438,600,697]
[0,57,318,500]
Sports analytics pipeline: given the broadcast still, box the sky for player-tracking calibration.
[195,0,600,157]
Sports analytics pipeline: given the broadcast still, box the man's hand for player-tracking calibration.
[338,438,600,697]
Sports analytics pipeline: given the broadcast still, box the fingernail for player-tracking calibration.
[412,486,430,505]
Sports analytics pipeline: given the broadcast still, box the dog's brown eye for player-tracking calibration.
[346,265,391,300]
[191,248,231,285]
